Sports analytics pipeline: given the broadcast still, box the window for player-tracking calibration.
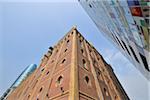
[121,40,131,55]
[39,87,43,92]
[80,39,84,48]
[56,75,63,86]
[137,25,140,31]
[62,59,66,64]
[80,39,82,43]
[115,36,125,50]
[95,67,102,80]
[97,57,100,61]
[44,54,48,58]
[115,95,118,99]
[68,34,70,38]
[46,71,49,75]
[98,71,101,76]
[28,94,30,98]
[112,34,119,46]
[84,76,91,86]
[49,46,53,51]
[48,50,52,54]
[41,68,45,72]
[89,48,92,53]
[104,88,109,96]
[71,31,74,34]
[67,40,70,47]
[139,53,149,71]
[46,93,49,98]
[129,46,139,63]
[83,59,86,65]
[67,40,70,43]
[64,49,67,52]
[145,19,149,25]
[3,93,7,97]
[85,76,89,84]
[140,26,144,33]
[60,87,64,93]
[82,59,88,70]
[89,4,92,8]
[81,49,84,54]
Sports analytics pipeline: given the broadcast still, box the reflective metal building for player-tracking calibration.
[79,0,150,80]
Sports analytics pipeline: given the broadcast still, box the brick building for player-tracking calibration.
[7,27,129,100]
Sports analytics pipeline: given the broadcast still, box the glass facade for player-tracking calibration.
[79,0,150,80]
[11,64,37,88]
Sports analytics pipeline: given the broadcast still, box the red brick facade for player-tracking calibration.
[7,27,129,100]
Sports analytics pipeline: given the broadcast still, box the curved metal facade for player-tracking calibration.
[79,0,150,80]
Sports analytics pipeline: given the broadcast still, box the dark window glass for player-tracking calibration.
[57,76,63,84]
[145,19,149,25]
[139,53,149,71]
[39,87,43,92]
[67,40,69,43]
[81,49,84,54]
[115,36,125,50]
[62,59,66,64]
[85,76,89,84]
[46,71,49,75]
[64,49,67,52]
[41,68,45,72]
[46,94,49,98]
[129,46,139,63]
[89,4,92,8]
[104,88,109,96]
[121,40,131,55]
[83,59,86,68]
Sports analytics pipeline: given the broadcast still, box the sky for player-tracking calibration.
[0,0,149,100]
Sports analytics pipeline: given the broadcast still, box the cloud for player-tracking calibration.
[102,49,149,100]
[103,48,135,75]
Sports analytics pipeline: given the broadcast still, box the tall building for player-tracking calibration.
[79,0,150,80]
[0,64,37,100]
[6,27,129,100]
[11,64,37,88]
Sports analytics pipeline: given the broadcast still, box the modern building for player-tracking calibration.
[0,64,37,100]
[79,0,150,80]
[6,27,129,100]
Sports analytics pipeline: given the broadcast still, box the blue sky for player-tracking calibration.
[0,0,149,100]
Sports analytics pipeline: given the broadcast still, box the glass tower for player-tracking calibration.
[0,64,37,100]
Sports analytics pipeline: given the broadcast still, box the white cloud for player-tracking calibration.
[102,49,149,100]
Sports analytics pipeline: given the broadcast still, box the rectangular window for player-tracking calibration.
[115,36,125,50]
[121,40,131,55]
[139,53,149,72]
[129,46,139,63]
[112,34,119,46]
